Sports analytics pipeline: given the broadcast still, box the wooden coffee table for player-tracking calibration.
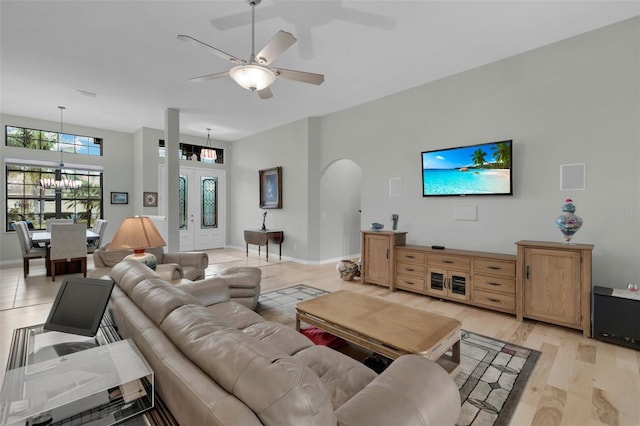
[295,290,461,374]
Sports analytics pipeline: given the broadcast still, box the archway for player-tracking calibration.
[319,159,362,260]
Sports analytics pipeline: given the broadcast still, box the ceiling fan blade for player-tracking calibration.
[177,34,243,64]
[189,71,229,83]
[257,87,273,99]
[275,68,325,85]
[255,31,297,65]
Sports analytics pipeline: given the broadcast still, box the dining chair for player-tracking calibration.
[14,221,47,278]
[88,219,108,253]
[49,223,87,281]
[46,218,73,232]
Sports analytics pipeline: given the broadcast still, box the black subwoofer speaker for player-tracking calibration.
[592,286,640,350]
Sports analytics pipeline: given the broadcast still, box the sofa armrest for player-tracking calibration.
[155,263,183,281]
[176,277,230,307]
[163,251,208,270]
[335,355,460,426]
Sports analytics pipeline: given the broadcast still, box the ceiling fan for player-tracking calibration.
[178,0,324,99]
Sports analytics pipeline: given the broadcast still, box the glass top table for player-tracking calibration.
[1,324,154,426]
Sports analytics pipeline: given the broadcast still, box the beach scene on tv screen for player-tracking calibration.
[422,141,511,195]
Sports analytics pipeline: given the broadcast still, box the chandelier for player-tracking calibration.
[200,128,217,163]
[40,106,82,190]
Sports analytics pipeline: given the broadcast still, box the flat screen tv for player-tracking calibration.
[421,140,513,197]
[44,277,115,337]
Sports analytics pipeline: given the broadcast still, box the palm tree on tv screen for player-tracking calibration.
[491,143,511,168]
[471,149,487,167]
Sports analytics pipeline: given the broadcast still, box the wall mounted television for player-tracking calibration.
[421,140,513,197]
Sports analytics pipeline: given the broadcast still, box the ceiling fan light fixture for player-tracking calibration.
[229,64,276,91]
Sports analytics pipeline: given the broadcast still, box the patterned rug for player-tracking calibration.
[257,284,540,426]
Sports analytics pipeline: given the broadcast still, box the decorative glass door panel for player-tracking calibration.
[179,175,188,230]
[200,177,217,229]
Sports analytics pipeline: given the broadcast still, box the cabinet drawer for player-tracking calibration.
[396,275,425,292]
[427,254,470,270]
[474,289,515,311]
[396,262,425,278]
[396,249,426,265]
[473,258,516,278]
[474,274,516,294]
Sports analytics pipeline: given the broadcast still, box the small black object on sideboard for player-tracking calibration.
[592,286,640,350]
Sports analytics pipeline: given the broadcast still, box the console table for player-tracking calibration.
[243,230,284,262]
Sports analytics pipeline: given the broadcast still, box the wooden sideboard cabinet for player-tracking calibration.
[395,245,517,314]
[516,240,594,337]
[361,231,407,288]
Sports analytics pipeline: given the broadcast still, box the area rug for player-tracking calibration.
[257,284,540,426]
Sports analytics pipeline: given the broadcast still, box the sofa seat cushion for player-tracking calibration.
[161,304,337,426]
[294,345,377,409]
[228,287,259,298]
[206,301,265,329]
[217,266,261,289]
[242,321,314,355]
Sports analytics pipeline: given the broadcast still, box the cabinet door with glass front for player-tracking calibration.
[426,268,470,301]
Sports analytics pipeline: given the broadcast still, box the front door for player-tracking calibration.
[179,166,226,251]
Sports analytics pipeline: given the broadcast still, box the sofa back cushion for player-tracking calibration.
[161,304,336,426]
[130,279,201,326]
[111,260,160,294]
[111,260,201,326]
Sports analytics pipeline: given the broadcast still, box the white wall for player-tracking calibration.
[229,119,311,261]
[231,17,640,288]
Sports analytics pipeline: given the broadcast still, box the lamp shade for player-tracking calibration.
[229,64,276,91]
[108,216,166,253]
[200,148,217,161]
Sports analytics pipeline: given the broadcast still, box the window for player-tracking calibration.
[158,139,224,163]
[6,126,103,156]
[6,165,103,231]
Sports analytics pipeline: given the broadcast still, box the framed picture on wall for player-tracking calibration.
[259,166,282,209]
[143,192,158,207]
[110,192,128,205]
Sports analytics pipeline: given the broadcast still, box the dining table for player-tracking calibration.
[31,229,100,245]
[31,229,99,276]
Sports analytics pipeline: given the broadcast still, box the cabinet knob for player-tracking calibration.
[488,266,501,270]
[488,282,501,287]
[525,266,530,280]
[443,260,454,264]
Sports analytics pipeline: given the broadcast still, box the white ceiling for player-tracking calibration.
[1,1,638,142]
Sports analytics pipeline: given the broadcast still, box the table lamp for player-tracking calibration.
[108,216,166,269]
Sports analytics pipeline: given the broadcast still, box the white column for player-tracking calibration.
[164,108,180,252]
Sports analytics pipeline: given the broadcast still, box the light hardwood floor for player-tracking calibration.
[1,248,638,425]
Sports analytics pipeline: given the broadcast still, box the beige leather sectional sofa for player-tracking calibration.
[108,260,461,425]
